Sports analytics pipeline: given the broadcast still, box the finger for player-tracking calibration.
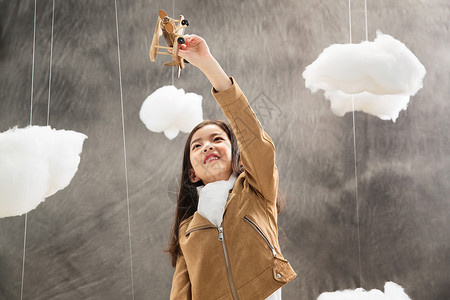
[177,49,187,58]
[183,36,193,46]
[185,34,197,43]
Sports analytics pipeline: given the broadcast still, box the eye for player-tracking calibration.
[214,137,223,142]
[192,144,200,150]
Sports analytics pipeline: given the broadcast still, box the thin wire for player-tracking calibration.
[21,1,37,298]
[348,0,352,44]
[29,0,37,126]
[348,0,362,288]
[351,96,362,287]
[364,0,368,41]
[20,213,28,300]
[47,0,55,126]
[113,1,135,299]
[171,0,175,85]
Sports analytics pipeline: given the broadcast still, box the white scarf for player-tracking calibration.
[196,174,237,227]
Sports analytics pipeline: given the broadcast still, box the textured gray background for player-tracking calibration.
[1,0,449,299]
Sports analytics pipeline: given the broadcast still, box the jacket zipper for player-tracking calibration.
[185,225,215,236]
[185,193,237,299]
[218,226,238,300]
[184,224,238,299]
[243,216,277,258]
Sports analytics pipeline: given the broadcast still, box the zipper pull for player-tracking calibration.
[218,227,223,242]
[271,248,277,258]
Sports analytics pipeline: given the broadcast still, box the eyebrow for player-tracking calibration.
[191,132,225,147]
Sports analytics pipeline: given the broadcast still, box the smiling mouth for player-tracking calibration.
[205,156,220,164]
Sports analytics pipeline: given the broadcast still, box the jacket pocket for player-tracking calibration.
[185,225,216,237]
[243,215,278,258]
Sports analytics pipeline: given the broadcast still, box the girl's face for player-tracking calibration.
[189,124,233,185]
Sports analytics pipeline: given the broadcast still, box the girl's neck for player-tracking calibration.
[200,173,236,187]
[201,171,234,186]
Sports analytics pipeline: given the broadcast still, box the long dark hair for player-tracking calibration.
[165,120,285,267]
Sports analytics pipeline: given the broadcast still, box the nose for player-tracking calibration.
[203,143,214,152]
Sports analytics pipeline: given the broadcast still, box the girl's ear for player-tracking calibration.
[188,168,201,183]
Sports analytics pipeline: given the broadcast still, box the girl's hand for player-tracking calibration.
[176,34,232,92]
[177,35,215,71]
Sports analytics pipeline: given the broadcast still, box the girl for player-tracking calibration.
[166,35,297,299]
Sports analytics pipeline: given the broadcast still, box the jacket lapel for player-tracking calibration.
[224,190,234,213]
[186,211,216,233]
[185,187,236,234]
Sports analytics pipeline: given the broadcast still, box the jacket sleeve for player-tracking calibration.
[212,77,278,202]
[170,253,191,300]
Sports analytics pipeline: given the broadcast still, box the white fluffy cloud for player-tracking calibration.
[303,31,426,122]
[0,126,87,218]
[317,282,412,300]
[139,85,203,139]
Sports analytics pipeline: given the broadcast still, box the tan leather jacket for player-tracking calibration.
[170,77,297,299]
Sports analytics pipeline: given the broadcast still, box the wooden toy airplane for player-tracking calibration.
[149,9,189,78]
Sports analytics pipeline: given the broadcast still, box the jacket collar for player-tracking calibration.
[224,190,234,212]
[184,174,242,233]
[185,190,235,234]
[186,211,216,233]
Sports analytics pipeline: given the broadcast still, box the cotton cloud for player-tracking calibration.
[317,282,412,300]
[140,85,203,139]
[303,31,426,122]
[0,126,87,218]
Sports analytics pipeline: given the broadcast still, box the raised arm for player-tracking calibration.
[177,35,278,202]
[211,78,278,201]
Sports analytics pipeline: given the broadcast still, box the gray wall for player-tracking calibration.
[1,0,449,299]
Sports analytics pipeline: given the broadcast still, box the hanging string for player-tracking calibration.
[364,0,368,42]
[113,1,135,299]
[20,214,28,300]
[29,0,37,127]
[47,0,55,126]
[351,95,362,287]
[348,0,352,44]
[21,0,38,297]
[171,0,175,85]
[348,0,363,288]
[20,213,28,300]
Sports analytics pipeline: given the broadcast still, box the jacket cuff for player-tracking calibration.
[211,77,242,107]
